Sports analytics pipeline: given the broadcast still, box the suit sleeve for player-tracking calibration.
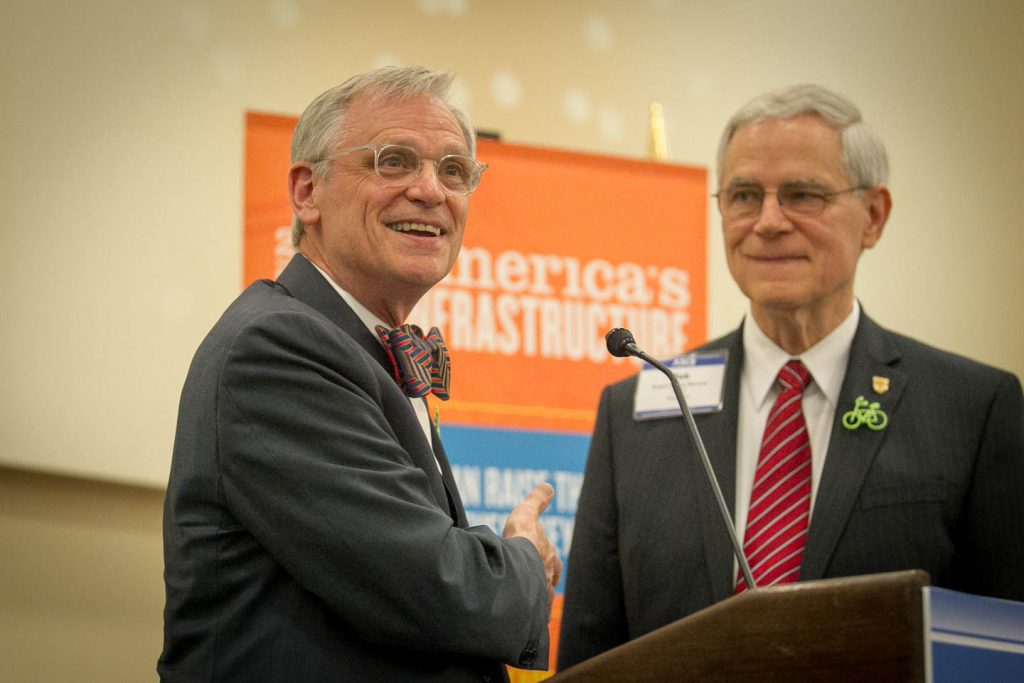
[557,386,630,670]
[216,308,550,666]
[955,371,1024,601]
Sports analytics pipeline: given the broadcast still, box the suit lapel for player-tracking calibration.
[692,329,744,602]
[276,255,394,370]
[430,413,469,526]
[275,254,458,521]
[801,314,906,580]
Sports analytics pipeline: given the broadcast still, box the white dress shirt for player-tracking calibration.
[733,301,860,540]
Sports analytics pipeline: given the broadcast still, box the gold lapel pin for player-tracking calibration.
[872,375,890,394]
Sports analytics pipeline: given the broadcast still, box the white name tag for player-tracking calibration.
[633,351,728,420]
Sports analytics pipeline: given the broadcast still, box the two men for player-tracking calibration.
[559,84,1024,668]
[160,66,560,681]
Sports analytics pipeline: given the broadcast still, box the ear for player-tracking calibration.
[288,162,321,228]
[861,185,892,249]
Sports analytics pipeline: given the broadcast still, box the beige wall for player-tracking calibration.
[2,0,1022,679]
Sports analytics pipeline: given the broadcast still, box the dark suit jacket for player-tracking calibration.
[558,313,1024,669]
[160,255,549,682]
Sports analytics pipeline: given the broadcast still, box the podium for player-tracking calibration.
[551,570,1024,682]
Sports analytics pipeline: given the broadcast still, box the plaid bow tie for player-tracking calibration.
[375,324,451,400]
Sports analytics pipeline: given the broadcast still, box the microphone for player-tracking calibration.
[605,327,639,358]
[604,328,757,591]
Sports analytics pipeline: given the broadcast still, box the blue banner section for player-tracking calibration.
[440,425,590,591]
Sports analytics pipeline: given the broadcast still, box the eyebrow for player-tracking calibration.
[723,177,760,189]
[371,137,471,157]
[781,179,831,190]
[723,178,831,190]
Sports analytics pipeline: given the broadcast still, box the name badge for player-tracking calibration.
[633,351,728,420]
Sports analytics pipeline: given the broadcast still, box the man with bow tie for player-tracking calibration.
[160,66,560,682]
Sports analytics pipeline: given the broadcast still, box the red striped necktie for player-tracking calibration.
[375,324,451,400]
[736,359,812,593]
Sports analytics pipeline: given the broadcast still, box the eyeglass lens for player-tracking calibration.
[374,145,480,195]
[719,185,832,219]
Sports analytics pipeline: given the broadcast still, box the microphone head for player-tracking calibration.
[605,328,637,358]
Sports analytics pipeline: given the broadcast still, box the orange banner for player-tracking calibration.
[243,112,299,284]
[244,114,707,434]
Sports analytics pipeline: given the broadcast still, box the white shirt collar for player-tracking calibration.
[304,258,438,461]
[305,257,391,341]
[742,300,860,411]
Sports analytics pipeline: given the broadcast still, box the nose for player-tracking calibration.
[751,191,793,236]
[404,162,446,206]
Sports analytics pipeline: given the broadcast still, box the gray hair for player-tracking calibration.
[289,65,476,247]
[716,84,889,189]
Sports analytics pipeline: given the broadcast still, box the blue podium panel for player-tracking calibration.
[926,587,1024,682]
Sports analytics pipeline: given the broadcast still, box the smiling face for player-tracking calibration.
[289,91,471,324]
[719,114,890,335]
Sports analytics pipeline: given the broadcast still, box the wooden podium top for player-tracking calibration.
[552,570,930,682]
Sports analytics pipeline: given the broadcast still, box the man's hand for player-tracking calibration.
[503,482,563,604]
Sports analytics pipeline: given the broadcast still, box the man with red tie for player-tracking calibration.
[558,84,1024,669]
[160,66,560,682]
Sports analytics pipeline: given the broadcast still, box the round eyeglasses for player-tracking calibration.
[713,184,868,220]
[332,143,487,197]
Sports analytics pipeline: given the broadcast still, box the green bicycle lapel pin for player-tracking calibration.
[841,395,888,431]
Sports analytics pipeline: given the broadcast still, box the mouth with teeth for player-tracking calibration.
[387,222,441,237]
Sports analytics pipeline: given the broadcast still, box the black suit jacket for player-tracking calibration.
[160,255,548,682]
[558,313,1024,669]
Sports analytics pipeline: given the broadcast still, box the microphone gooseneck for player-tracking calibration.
[605,328,757,591]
